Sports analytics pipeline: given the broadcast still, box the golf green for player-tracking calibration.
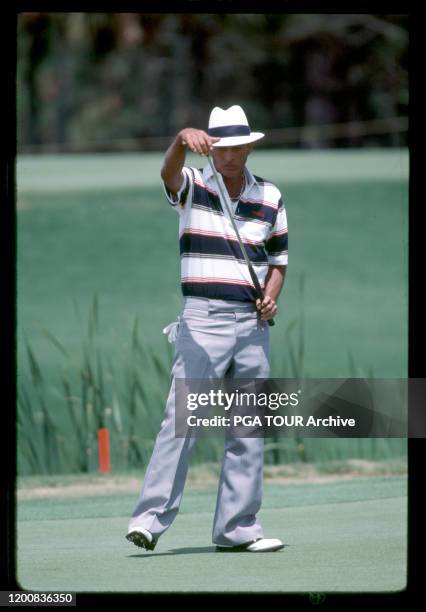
[17,476,407,593]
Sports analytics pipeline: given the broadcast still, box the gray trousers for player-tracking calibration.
[128,297,270,546]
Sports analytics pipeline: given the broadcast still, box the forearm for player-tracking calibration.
[264,265,286,302]
[160,132,187,194]
[161,128,220,194]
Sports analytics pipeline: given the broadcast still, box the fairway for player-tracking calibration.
[17,476,407,593]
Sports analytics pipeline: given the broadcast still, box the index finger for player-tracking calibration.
[204,135,221,151]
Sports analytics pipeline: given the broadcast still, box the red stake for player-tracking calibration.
[98,428,111,474]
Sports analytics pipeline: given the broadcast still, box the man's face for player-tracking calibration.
[211,144,253,179]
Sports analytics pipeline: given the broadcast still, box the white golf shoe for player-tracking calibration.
[216,538,284,552]
[126,526,156,551]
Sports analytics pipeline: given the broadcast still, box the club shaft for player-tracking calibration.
[207,156,275,327]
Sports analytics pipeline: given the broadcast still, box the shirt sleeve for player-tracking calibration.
[163,167,193,215]
[265,196,288,266]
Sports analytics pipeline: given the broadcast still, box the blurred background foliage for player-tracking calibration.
[17,13,408,152]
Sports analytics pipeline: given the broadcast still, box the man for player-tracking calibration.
[126,105,288,552]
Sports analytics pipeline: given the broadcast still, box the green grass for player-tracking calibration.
[16,149,408,194]
[16,150,408,473]
[17,151,408,379]
[15,458,408,491]
[16,476,407,592]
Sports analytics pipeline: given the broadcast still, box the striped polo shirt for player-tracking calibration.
[164,163,288,302]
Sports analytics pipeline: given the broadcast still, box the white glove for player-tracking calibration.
[162,316,181,343]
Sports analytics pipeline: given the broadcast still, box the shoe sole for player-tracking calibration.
[126,531,156,551]
[216,543,285,553]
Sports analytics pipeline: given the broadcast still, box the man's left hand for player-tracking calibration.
[255,295,277,320]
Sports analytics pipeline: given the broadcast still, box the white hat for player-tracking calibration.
[208,105,264,147]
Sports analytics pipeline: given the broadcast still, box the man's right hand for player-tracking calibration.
[179,128,220,156]
[161,128,220,195]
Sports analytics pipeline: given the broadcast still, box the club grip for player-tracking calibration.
[255,286,275,327]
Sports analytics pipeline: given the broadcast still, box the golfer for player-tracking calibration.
[126,105,288,552]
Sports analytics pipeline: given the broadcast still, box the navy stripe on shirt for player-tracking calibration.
[265,232,288,255]
[193,182,224,214]
[235,200,277,225]
[182,281,258,302]
[193,180,277,226]
[180,232,269,264]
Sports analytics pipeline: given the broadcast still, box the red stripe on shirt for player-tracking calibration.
[182,276,253,286]
[180,228,264,246]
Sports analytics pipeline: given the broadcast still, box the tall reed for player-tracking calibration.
[17,288,406,475]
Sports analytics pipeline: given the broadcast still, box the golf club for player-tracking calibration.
[207,154,275,326]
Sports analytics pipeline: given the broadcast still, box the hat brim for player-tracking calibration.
[212,132,264,147]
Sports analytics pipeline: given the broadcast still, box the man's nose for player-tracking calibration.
[223,149,234,162]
